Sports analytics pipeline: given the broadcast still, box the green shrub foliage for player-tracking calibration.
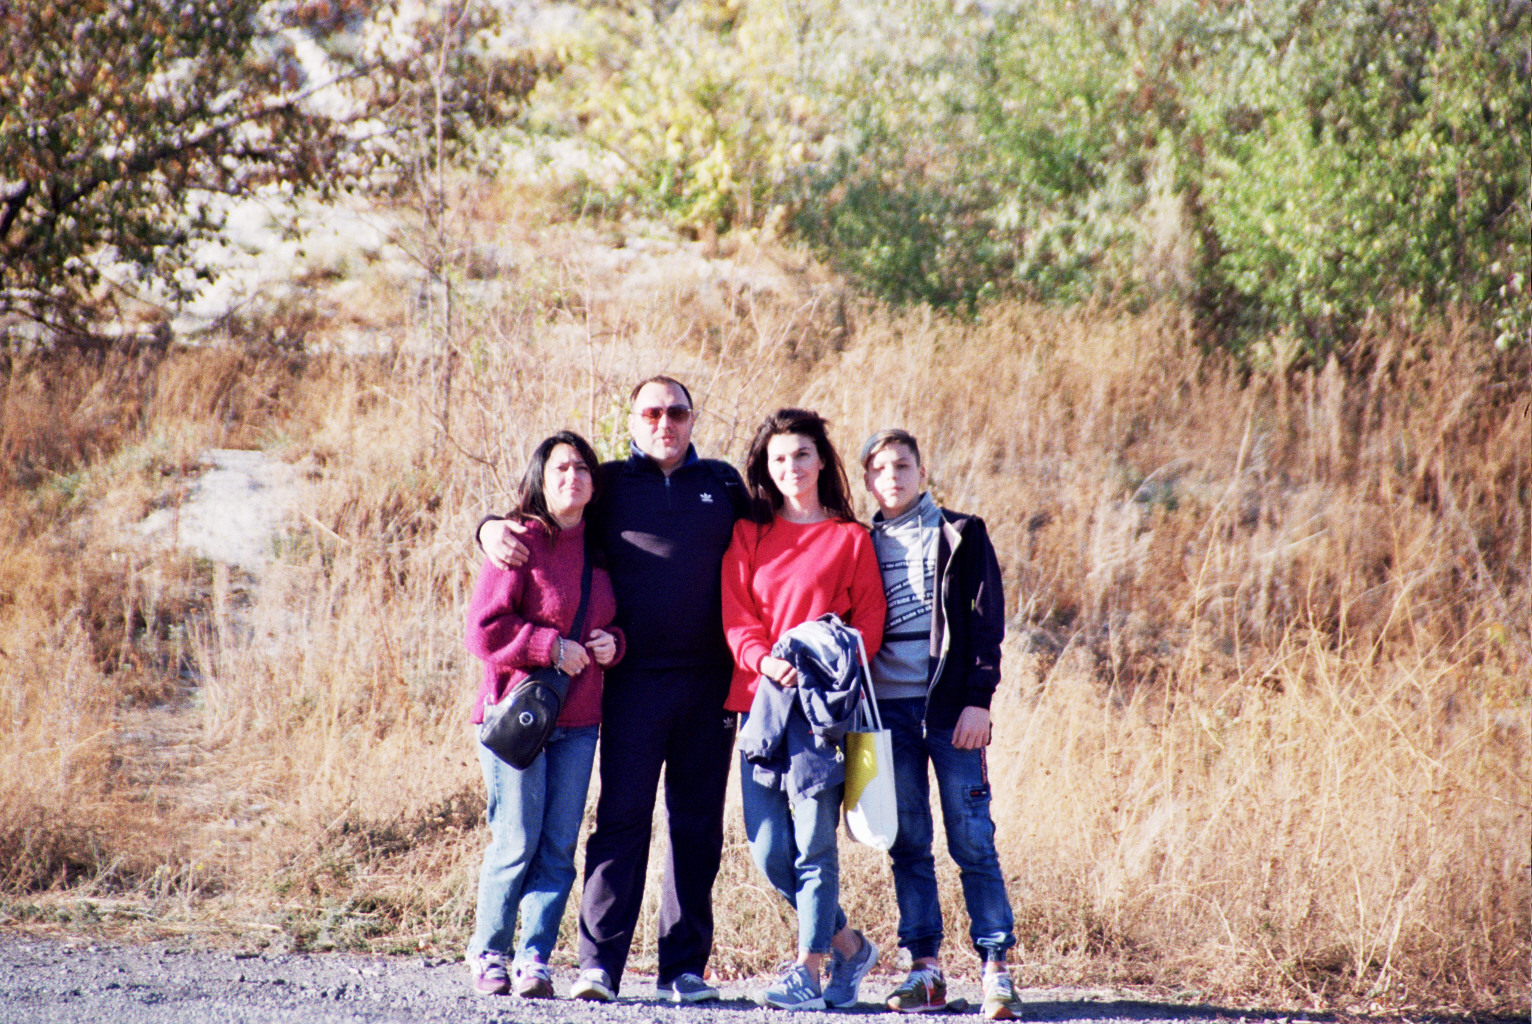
[4,0,1524,353]
[542,0,1528,354]
[1189,0,1530,351]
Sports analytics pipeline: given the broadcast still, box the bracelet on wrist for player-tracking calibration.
[555,637,565,668]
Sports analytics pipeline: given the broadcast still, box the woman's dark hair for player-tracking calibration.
[513,431,602,537]
[742,408,857,525]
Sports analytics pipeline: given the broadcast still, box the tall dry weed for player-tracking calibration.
[988,637,1526,1008]
[0,265,1526,1011]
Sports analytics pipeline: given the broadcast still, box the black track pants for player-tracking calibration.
[577,664,736,990]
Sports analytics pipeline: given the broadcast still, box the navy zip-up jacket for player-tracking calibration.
[588,445,747,671]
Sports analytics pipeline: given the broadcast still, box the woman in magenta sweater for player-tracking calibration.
[721,408,886,1011]
[464,431,625,1000]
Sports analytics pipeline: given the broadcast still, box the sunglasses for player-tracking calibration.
[635,404,693,425]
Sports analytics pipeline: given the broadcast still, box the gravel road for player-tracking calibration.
[0,935,1339,1024]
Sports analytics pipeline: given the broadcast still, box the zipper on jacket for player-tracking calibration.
[925,518,961,701]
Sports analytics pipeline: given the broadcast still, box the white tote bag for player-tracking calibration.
[842,631,898,851]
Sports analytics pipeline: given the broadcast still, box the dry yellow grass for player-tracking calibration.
[0,249,1526,1015]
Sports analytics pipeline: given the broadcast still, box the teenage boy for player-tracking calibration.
[858,429,1025,1020]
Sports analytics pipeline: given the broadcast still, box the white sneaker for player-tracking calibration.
[571,967,616,1002]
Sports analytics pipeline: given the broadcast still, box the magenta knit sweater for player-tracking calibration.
[465,518,623,727]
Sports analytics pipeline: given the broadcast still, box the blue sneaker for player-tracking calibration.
[657,972,720,1003]
[823,931,878,1008]
[756,963,825,1010]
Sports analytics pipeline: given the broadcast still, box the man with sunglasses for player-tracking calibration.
[476,376,747,1004]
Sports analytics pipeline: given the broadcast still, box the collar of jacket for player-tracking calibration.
[870,490,940,536]
[626,441,701,475]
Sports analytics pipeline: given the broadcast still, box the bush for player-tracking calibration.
[796,0,1528,353]
[1189,0,1531,352]
[525,1,835,231]
[511,0,1526,353]
[791,145,1006,311]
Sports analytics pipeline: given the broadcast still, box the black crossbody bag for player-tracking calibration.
[478,555,593,770]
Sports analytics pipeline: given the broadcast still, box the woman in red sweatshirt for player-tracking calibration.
[721,408,886,1011]
[464,431,624,1000]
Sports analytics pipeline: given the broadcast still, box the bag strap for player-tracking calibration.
[852,629,883,731]
[569,551,594,643]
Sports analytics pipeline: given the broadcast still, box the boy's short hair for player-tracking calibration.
[859,428,922,469]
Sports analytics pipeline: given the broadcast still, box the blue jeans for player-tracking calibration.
[470,724,599,963]
[739,751,848,955]
[883,698,1016,963]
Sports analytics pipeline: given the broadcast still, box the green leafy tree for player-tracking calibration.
[1,0,361,338]
[0,0,536,344]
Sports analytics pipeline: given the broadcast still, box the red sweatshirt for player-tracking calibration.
[465,519,624,728]
[721,517,886,713]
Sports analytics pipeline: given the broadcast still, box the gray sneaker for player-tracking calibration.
[756,963,826,1010]
[571,967,616,1002]
[887,965,947,1013]
[982,969,1024,1020]
[657,972,720,1003]
[823,931,878,1008]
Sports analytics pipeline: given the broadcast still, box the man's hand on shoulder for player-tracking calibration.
[479,518,530,570]
[951,706,992,750]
